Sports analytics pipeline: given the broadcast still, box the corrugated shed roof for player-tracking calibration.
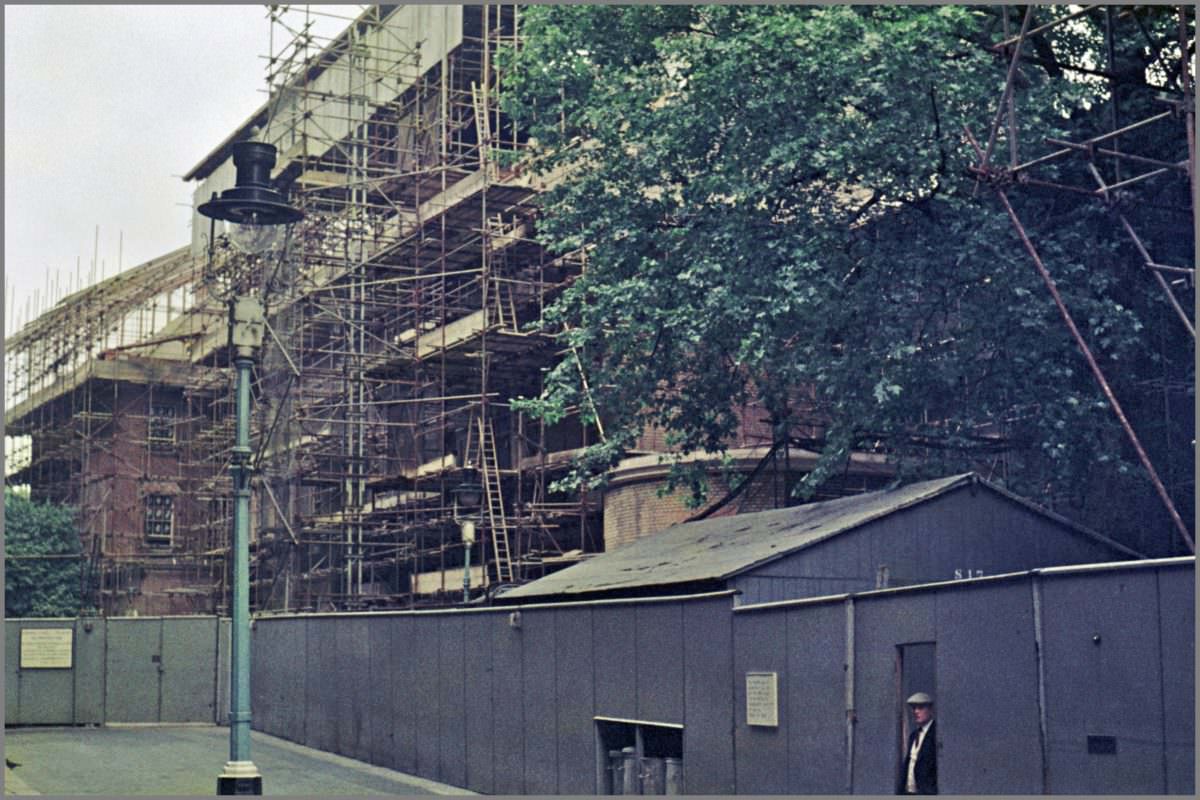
[501,473,1133,600]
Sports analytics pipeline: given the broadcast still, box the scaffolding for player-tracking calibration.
[7,4,1191,615]
[4,247,232,614]
[965,5,1194,553]
[190,5,598,611]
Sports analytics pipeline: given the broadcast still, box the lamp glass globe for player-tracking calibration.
[225,216,285,255]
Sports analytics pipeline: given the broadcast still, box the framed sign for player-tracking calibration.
[746,671,778,727]
[20,628,73,669]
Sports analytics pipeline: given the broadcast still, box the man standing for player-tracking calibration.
[896,692,937,794]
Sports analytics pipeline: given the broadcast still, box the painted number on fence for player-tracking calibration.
[20,628,73,669]
[746,671,778,727]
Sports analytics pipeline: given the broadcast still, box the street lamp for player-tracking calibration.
[199,140,302,797]
[452,467,484,604]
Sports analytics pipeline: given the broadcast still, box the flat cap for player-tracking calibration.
[906,692,933,705]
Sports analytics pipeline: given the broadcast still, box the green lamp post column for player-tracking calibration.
[218,297,265,795]
[198,140,302,796]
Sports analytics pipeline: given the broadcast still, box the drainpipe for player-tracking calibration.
[844,597,856,793]
[1031,575,1049,793]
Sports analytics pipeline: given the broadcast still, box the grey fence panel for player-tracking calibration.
[521,608,559,795]
[304,617,337,754]
[592,605,637,720]
[636,602,684,724]
[12,620,76,725]
[6,616,224,728]
[412,615,441,780]
[1157,567,1195,794]
[237,564,1191,797]
[554,606,596,795]
[271,617,307,742]
[73,619,106,724]
[491,608,525,794]
[249,620,272,733]
[1040,570,1167,793]
[732,609,789,794]
[5,624,20,724]
[463,613,495,794]
[850,591,935,794]
[784,601,846,794]
[105,618,162,722]
[160,617,219,722]
[334,616,371,762]
[254,617,284,739]
[366,616,395,769]
[391,615,418,774]
[437,615,467,789]
[936,581,1042,793]
[683,597,736,794]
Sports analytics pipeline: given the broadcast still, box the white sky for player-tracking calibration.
[4,4,361,337]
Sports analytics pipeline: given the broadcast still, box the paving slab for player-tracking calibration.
[3,724,472,796]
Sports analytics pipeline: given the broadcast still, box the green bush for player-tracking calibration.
[5,490,81,617]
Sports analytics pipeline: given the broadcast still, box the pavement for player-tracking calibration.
[2,724,473,796]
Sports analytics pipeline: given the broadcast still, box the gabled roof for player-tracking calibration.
[501,473,1139,601]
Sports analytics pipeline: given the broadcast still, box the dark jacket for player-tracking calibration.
[896,720,937,794]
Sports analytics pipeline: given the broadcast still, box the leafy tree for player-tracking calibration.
[5,489,82,617]
[501,6,1193,553]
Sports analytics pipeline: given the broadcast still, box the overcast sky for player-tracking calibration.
[4,4,359,337]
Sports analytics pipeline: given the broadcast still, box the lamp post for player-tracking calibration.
[199,140,301,796]
[452,467,483,604]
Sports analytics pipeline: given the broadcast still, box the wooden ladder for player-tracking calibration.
[476,413,514,583]
[489,279,518,331]
[470,81,493,175]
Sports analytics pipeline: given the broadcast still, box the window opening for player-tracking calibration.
[596,717,683,795]
[145,494,175,546]
[148,403,176,451]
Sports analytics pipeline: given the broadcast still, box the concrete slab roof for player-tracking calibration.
[501,472,1138,600]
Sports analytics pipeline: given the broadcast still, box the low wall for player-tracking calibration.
[250,558,1193,794]
[4,616,229,726]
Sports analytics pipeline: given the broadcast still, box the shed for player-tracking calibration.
[500,472,1142,605]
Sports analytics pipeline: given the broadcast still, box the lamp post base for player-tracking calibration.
[217,761,262,795]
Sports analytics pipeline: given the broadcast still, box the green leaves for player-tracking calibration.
[5,490,81,617]
[501,5,1192,545]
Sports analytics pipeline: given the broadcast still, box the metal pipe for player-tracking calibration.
[989,183,1194,551]
[1145,261,1194,276]
[844,597,856,794]
[1116,214,1195,337]
[990,5,1100,52]
[1044,138,1191,172]
[1031,575,1049,792]
[462,530,472,604]
[1105,6,1121,184]
[1181,6,1195,193]
[1096,166,1172,194]
[1076,110,1175,147]
[981,6,1035,173]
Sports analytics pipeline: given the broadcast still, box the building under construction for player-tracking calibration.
[5,5,1192,615]
[3,6,872,615]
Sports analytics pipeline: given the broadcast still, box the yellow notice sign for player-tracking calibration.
[20,628,73,669]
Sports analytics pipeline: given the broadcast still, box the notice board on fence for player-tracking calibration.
[745,671,778,727]
[20,628,73,669]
